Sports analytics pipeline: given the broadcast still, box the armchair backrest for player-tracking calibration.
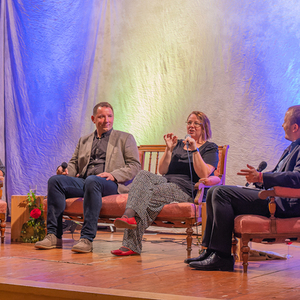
[138,145,166,174]
[138,145,230,183]
[215,145,230,185]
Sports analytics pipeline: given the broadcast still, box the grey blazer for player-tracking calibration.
[67,129,141,194]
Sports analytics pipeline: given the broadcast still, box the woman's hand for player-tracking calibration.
[183,136,197,151]
[163,133,178,151]
[159,133,177,175]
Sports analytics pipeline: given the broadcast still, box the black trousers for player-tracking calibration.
[202,185,270,254]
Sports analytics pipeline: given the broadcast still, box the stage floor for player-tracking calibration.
[1,223,300,299]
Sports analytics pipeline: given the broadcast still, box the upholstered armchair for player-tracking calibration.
[43,144,229,258]
[234,186,300,273]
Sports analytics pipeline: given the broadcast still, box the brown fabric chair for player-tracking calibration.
[0,180,7,243]
[234,186,300,273]
[43,144,229,258]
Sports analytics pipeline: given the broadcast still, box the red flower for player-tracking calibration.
[30,208,41,219]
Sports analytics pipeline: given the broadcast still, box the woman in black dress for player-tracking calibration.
[111,111,219,256]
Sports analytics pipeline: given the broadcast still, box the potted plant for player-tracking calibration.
[20,190,46,243]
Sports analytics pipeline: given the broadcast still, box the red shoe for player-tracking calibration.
[111,247,139,256]
[114,215,137,229]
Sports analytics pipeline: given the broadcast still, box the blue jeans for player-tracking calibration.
[47,175,118,241]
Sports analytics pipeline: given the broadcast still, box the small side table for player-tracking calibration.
[11,195,45,242]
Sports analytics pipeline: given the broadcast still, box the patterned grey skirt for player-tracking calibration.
[122,170,192,253]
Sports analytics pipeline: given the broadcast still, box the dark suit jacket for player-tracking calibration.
[67,129,141,194]
[263,139,300,217]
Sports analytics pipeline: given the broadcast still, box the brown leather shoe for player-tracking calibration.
[35,234,62,250]
[71,238,93,253]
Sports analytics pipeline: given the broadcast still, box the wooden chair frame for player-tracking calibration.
[234,186,300,273]
[45,144,229,258]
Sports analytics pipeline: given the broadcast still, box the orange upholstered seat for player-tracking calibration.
[43,144,229,258]
[234,187,300,273]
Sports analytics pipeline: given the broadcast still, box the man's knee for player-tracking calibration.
[207,185,222,198]
[207,185,229,203]
[48,175,63,189]
[84,175,105,191]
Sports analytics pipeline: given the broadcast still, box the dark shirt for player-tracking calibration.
[274,138,300,173]
[85,128,112,177]
[0,159,5,176]
[164,140,219,198]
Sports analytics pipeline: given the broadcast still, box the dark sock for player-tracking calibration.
[204,248,213,255]
[215,250,231,259]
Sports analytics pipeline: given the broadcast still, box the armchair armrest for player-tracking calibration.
[257,186,288,223]
[259,186,300,200]
[257,186,300,219]
[199,176,222,186]
[194,176,222,204]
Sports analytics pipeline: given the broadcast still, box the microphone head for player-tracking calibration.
[61,162,68,169]
[185,134,191,139]
[257,161,267,172]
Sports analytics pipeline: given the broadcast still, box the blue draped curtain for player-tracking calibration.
[2,0,300,212]
[2,1,113,208]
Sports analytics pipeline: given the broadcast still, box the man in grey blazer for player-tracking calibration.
[186,105,300,271]
[35,102,141,253]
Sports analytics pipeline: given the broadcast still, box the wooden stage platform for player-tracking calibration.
[1,223,300,299]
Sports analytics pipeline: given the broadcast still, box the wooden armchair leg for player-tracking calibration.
[201,202,207,235]
[186,226,194,258]
[232,235,239,261]
[0,213,6,244]
[241,239,250,273]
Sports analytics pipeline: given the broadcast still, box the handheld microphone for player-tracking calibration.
[185,134,191,149]
[245,161,267,187]
[257,161,267,172]
[61,162,68,171]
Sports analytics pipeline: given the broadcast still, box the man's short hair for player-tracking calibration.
[93,102,114,116]
[288,105,300,126]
